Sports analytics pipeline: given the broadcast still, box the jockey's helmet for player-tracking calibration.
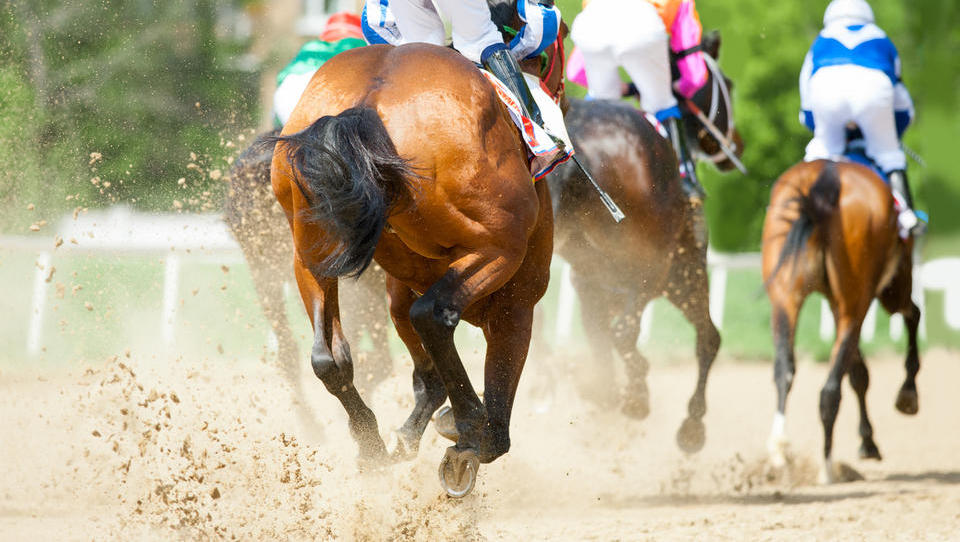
[823,0,875,27]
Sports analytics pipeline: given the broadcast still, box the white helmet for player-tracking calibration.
[823,0,875,27]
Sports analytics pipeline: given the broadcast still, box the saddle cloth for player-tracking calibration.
[479,70,574,180]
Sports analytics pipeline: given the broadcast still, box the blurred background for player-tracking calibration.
[0,0,957,365]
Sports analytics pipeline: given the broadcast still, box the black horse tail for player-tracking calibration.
[272,107,415,278]
[767,161,841,285]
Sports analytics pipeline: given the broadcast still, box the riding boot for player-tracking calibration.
[665,116,705,203]
[888,169,925,237]
[482,45,545,128]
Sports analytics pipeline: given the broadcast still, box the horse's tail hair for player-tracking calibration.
[767,161,841,285]
[272,107,415,278]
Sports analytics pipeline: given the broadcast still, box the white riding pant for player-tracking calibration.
[571,0,677,116]
[804,65,906,172]
[389,0,503,63]
[273,70,316,127]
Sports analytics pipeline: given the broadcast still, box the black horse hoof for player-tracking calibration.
[433,405,460,442]
[676,417,706,453]
[858,439,882,461]
[895,387,918,415]
[438,446,479,498]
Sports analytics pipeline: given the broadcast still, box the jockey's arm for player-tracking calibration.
[890,42,913,138]
[670,0,706,98]
[508,0,561,60]
[798,49,815,132]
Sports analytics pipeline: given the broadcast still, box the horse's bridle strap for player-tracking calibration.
[672,44,703,60]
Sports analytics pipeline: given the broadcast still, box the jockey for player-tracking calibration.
[361,0,562,133]
[799,0,921,235]
[570,0,707,190]
[273,12,366,127]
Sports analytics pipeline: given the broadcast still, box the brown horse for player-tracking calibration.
[547,31,741,453]
[269,14,566,495]
[762,160,921,483]
[224,131,393,415]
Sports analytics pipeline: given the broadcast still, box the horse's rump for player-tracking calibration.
[274,43,541,285]
[552,99,686,255]
[763,160,899,293]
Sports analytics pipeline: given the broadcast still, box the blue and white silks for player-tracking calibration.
[361,0,560,61]
[799,22,913,136]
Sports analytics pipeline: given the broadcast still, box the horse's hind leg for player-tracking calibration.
[665,240,720,453]
[819,315,863,483]
[609,296,651,420]
[294,259,387,460]
[409,252,529,462]
[766,290,803,467]
[348,264,393,396]
[480,301,535,460]
[386,275,447,459]
[895,301,921,415]
[570,272,620,409]
[878,260,921,415]
[848,347,881,460]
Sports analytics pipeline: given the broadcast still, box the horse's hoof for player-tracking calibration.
[767,436,790,469]
[676,417,706,453]
[819,459,864,485]
[438,447,479,498]
[387,429,418,461]
[858,439,882,461]
[895,387,919,415]
[621,387,650,420]
[433,405,459,442]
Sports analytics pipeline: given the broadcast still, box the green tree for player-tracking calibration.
[0,0,258,229]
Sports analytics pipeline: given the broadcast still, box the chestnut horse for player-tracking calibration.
[224,132,393,413]
[270,15,566,495]
[762,160,921,483]
[547,31,742,453]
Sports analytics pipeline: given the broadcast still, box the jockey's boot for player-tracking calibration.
[889,169,925,237]
[482,45,545,128]
[664,116,705,204]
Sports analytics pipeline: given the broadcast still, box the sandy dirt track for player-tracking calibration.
[2,348,959,541]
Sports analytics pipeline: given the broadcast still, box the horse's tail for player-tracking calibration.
[767,161,841,285]
[272,107,415,278]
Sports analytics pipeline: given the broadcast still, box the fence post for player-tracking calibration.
[162,254,181,347]
[554,262,576,344]
[708,266,727,330]
[27,251,52,356]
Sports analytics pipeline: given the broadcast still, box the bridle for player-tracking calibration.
[687,53,739,168]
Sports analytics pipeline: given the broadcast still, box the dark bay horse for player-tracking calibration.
[270,29,565,496]
[224,132,393,412]
[762,160,921,483]
[547,32,742,453]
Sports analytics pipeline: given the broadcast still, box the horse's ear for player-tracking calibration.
[703,30,721,60]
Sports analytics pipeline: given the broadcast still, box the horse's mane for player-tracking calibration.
[487,0,518,31]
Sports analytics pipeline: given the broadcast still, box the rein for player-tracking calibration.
[688,53,738,167]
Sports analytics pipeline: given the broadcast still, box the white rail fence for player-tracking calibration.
[5,207,959,356]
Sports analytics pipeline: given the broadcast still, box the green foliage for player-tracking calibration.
[0,0,258,229]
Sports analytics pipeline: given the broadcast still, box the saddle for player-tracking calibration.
[481,69,573,180]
